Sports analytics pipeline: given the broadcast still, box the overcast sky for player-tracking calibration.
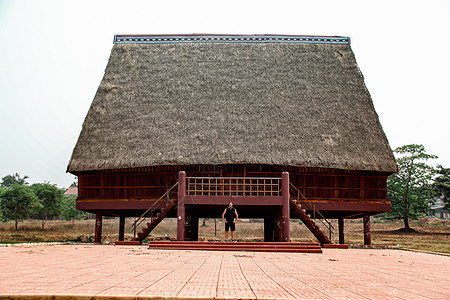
[0,0,449,188]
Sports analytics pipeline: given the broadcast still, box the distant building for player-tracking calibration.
[429,197,449,219]
[64,186,78,197]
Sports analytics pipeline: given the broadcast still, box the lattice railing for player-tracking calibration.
[186,177,281,197]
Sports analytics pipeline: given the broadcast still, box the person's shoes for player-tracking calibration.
[224,240,228,242]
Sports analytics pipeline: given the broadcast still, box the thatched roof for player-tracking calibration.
[67,34,397,173]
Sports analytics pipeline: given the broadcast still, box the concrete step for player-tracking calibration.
[147,241,322,253]
[149,241,321,246]
[147,246,323,253]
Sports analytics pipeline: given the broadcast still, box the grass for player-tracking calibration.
[0,217,449,254]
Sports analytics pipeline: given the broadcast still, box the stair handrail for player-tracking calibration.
[289,182,334,235]
[130,181,178,232]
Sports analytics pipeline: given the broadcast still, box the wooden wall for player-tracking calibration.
[77,164,389,203]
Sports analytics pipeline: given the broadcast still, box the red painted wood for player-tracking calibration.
[94,212,102,244]
[364,213,371,245]
[338,218,344,244]
[183,195,283,206]
[146,241,323,253]
[323,244,349,249]
[177,171,186,241]
[281,172,290,242]
[118,215,125,241]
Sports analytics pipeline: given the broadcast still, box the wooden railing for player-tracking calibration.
[290,183,335,240]
[186,177,281,197]
[130,182,178,235]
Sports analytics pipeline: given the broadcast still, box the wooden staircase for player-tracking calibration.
[129,182,179,244]
[290,184,333,245]
[133,199,177,242]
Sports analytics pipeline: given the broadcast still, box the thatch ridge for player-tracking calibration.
[68,36,397,173]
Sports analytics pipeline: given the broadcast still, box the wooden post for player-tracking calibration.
[281,172,290,242]
[118,215,125,241]
[192,213,199,241]
[264,214,274,242]
[177,171,186,241]
[338,218,344,244]
[274,208,283,242]
[94,211,102,244]
[364,213,371,245]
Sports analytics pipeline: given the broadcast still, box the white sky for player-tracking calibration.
[0,0,449,188]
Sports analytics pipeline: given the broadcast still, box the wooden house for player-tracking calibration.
[67,34,397,245]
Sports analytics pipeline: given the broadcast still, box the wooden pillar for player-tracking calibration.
[264,214,274,242]
[274,208,283,242]
[338,218,344,244]
[364,213,371,245]
[94,211,102,244]
[281,172,290,242]
[118,215,125,241]
[177,171,186,241]
[184,208,198,241]
[192,213,199,241]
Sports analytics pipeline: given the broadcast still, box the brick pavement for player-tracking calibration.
[0,244,449,299]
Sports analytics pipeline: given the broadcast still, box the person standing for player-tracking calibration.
[222,202,238,242]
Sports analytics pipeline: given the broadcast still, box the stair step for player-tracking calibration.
[147,242,322,253]
[148,247,322,253]
[149,241,321,246]
[323,244,349,249]
[115,241,142,246]
[149,243,321,249]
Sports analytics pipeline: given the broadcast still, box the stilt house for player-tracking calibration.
[67,34,397,245]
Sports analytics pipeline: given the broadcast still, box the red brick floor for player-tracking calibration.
[0,244,449,299]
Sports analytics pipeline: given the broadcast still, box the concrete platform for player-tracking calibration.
[0,244,449,299]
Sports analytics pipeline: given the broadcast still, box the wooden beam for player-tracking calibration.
[364,213,371,245]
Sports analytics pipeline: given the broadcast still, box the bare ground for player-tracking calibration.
[1,217,449,254]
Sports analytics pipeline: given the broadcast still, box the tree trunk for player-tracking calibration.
[403,216,410,230]
[403,163,412,230]
[403,191,410,230]
[41,216,47,230]
[15,219,18,231]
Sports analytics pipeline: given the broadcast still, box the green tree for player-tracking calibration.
[0,185,40,230]
[0,186,6,220]
[1,173,29,187]
[61,195,88,222]
[433,165,450,210]
[31,183,64,229]
[387,144,437,231]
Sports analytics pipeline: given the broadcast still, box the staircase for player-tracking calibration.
[148,241,322,253]
[133,199,177,242]
[290,184,333,245]
[130,182,179,243]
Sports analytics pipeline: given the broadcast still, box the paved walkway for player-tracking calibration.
[0,244,449,299]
